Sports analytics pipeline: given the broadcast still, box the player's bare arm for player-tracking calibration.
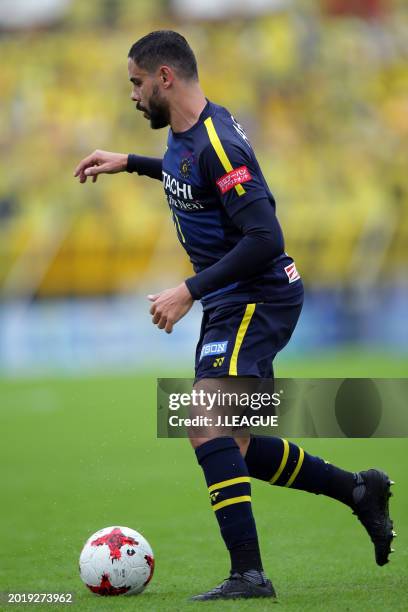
[74,151,163,183]
[74,150,128,183]
[148,282,193,334]
[73,148,190,334]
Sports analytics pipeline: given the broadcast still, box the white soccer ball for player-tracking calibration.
[79,526,154,596]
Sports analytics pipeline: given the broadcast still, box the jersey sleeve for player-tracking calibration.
[185,197,284,300]
[199,129,269,216]
[126,154,163,180]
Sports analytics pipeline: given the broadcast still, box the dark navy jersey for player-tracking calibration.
[162,100,303,309]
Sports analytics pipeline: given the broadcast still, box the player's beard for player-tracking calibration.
[145,85,171,130]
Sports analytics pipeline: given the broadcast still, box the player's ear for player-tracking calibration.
[159,66,174,88]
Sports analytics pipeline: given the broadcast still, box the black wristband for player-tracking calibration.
[185,277,200,301]
[126,154,163,180]
[126,154,140,173]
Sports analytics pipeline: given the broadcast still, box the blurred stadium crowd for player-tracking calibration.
[0,0,407,300]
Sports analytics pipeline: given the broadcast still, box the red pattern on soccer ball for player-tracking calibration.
[87,573,130,596]
[91,527,138,560]
[144,554,155,586]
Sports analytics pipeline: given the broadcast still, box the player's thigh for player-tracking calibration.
[191,302,301,448]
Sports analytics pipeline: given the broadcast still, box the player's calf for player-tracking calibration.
[191,379,275,601]
[244,436,396,565]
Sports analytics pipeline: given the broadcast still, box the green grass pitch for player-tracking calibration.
[1,350,407,611]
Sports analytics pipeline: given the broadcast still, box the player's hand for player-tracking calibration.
[148,282,194,334]
[74,150,128,183]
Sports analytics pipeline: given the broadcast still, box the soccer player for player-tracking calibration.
[74,31,395,601]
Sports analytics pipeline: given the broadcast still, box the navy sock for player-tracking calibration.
[245,436,356,506]
[195,437,263,573]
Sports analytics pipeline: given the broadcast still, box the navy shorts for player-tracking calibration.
[194,299,303,381]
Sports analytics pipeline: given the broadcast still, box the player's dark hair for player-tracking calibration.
[128,30,198,81]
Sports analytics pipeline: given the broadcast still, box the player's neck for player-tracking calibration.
[170,84,207,134]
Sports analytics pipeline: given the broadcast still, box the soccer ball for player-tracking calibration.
[79,526,154,596]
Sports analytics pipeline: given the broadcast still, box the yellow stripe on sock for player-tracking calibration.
[229,303,256,376]
[208,476,250,494]
[285,447,305,487]
[212,495,251,512]
[269,438,289,485]
[204,117,246,196]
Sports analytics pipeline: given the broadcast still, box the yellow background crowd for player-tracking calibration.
[0,0,407,297]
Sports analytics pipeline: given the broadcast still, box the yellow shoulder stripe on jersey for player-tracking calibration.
[285,447,305,487]
[204,117,246,197]
[208,476,250,494]
[212,495,251,512]
[229,303,256,376]
[269,438,289,484]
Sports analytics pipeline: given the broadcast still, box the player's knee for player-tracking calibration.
[189,434,250,455]
[235,436,250,457]
[189,435,217,449]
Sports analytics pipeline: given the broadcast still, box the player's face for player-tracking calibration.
[128,58,171,130]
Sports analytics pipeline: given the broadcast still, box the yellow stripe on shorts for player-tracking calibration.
[204,117,246,196]
[229,304,256,376]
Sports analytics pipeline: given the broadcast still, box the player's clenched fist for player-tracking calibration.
[74,150,128,183]
[148,283,194,334]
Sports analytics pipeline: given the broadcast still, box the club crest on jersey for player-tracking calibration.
[216,166,252,194]
[284,262,301,283]
[200,341,228,360]
[179,157,192,179]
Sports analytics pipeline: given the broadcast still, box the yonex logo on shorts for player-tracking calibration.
[200,341,229,360]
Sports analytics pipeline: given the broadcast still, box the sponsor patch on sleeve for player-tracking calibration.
[284,262,301,283]
[216,166,252,194]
